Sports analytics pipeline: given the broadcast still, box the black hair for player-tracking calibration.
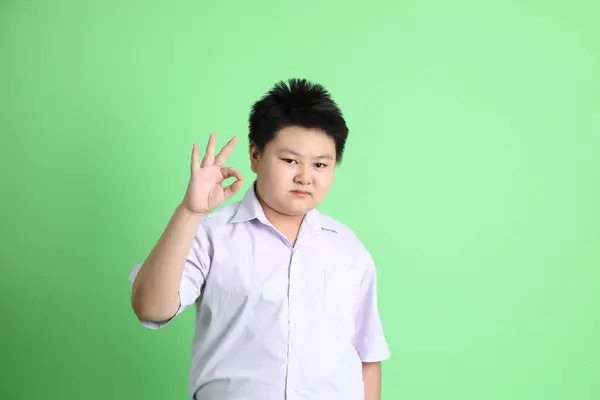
[248,78,349,163]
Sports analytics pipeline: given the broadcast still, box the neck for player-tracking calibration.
[254,185,305,243]
[257,192,304,227]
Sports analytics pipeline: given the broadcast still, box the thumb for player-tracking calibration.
[220,167,243,200]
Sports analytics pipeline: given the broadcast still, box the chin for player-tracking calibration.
[279,204,311,217]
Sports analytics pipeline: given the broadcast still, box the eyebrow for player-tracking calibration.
[279,148,334,160]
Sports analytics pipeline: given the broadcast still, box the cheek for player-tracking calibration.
[315,170,335,187]
[260,162,292,184]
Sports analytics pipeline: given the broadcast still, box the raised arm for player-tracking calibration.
[131,133,243,322]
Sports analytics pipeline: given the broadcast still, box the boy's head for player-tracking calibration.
[248,78,348,219]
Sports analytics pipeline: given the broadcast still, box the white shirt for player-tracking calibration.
[129,184,390,399]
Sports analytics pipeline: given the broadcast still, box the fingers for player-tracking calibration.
[201,133,216,167]
[220,167,243,200]
[220,167,243,182]
[214,136,238,167]
[223,179,243,200]
[190,143,199,170]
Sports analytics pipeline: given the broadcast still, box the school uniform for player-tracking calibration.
[129,184,390,399]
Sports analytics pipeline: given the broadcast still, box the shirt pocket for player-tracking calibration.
[323,264,362,339]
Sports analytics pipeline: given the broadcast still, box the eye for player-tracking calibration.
[315,163,327,169]
[282,158,297,164]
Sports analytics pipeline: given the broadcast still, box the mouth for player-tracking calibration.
[290,190,310,198]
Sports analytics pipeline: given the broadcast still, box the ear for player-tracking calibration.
[249,142,261,173]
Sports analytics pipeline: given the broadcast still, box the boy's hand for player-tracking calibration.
[181,133,243,215]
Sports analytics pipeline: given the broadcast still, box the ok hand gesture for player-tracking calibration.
[181,133,243,215]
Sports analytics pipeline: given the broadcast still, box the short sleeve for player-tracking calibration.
[353,258,390,362]
[128,225,211,329]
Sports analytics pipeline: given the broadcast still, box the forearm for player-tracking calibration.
[131,204,205,321]
[362,362,382,400]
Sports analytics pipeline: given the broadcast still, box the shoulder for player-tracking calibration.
[314,210,374,268]
[202,201,240,227]
[192,201,241,242]
[316,211,367,248]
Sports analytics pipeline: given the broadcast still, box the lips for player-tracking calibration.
[290,190,310,197]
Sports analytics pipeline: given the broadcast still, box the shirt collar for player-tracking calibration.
[230,181,337,234]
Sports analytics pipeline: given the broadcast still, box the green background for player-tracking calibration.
[1,0,599,399]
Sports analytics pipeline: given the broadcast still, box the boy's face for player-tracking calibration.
[250,125,337,218]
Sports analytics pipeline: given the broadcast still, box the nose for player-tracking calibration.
[294,164,311,186]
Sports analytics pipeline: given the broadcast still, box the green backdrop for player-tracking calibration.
[1,1,599,399]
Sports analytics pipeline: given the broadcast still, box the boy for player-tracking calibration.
[129,78,390,400]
